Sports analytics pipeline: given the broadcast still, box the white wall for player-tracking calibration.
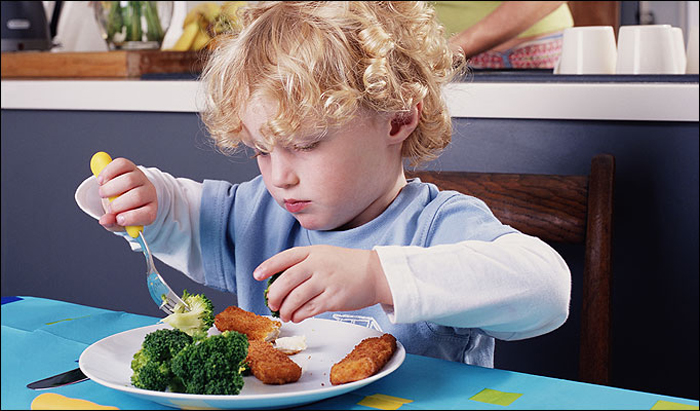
[640,1,697,43]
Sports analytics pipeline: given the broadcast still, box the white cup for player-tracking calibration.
[687,26,699,74]
[671,27,686,74]
[555,26,617,74]
[616,25,681,74]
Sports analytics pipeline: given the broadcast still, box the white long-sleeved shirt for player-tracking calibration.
[75,167,571,366]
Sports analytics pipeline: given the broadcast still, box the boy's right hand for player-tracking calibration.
[94,157,158,233]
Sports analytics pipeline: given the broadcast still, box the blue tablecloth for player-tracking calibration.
[2,296,698,410]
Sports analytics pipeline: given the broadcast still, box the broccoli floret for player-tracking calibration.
[171,330,249,395]
[264,272,282,317]
[130,328,193,391]
[161,290,215,340]
[131,357,173,392]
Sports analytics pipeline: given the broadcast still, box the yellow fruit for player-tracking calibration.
[192,28,212,51]
[213,1,246,34]
[221,1,246,21]
[183,2,221,28]
[169,21,199,51]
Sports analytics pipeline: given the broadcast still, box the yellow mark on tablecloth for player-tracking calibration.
[357,393,414,410]
[168,399,221,409]
[45,315,91,325]
[470,388,523,406]
[651,400,699,410]
[31,393,118,410]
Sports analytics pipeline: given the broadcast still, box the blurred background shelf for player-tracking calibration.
[0,50,208,79]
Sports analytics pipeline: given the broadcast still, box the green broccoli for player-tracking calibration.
[264,272,282,317]
[130,328,193,391]
[161,290,215,340]
[171,330,250,395]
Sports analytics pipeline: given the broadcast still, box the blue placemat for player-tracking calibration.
[1,297,165,410]
[1,296,23,305]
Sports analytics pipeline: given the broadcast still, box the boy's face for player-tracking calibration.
[241,96,405,231]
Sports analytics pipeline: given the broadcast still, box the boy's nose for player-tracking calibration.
[269,152,299,188]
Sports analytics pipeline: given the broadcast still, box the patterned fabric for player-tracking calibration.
[469,33,563,69]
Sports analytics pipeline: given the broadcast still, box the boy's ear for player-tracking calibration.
[388,101,422,144]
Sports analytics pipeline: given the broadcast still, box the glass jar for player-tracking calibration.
[93,1,174,50]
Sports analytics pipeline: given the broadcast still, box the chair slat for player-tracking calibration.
[580,154,615,385]
[407,171,588,243]
[407,153,615,385]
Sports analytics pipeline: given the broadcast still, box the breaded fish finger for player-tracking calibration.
[330,333,397,385]
[246,340,302,384]
[214,306,281,342]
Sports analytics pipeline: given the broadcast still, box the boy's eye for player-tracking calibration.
[292,141,320,152]
[250,149,269,158]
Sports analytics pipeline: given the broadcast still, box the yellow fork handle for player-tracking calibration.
[90,151,143,239]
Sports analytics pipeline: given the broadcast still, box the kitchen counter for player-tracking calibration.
[2,75,698,122]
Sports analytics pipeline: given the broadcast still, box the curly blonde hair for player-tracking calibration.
[200,1,464,167]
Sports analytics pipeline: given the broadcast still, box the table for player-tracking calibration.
[2,296,698,410]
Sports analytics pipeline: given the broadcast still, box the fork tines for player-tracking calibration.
[159,296,179,314]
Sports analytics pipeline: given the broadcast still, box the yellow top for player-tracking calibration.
[433,1,573,38]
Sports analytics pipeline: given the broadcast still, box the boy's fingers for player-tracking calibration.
[98,171,143,199]
[98,214,124,232]
[290,294,325,323]
[104,184,152,214]
[265,264,313,312]
[96,157,135,184]
[254,247,310,281]
[112,207,156,228]
[281,283,324,323]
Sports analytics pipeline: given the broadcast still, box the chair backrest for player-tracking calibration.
[407,153,615,385]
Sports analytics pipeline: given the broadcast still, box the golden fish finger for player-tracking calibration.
[330,333,396,385]
[214,305,281,342]
[246,339,302,384]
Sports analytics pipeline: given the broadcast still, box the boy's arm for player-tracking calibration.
[138,167,205,284]
[374,232,571,340]
[75,167,206,284]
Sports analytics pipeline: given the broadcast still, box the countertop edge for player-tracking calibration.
[1,79,698,122]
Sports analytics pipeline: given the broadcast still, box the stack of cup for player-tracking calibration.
[687,26,699,75]
[615,24,687,74]
[555,24,696,75]
[554,26,617,74]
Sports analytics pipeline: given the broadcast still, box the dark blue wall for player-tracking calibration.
[1,109,697,400]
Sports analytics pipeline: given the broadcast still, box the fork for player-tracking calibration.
[133,230,188,314]
[90,151,189,315]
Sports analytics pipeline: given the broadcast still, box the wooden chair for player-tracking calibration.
[407,153,615,385]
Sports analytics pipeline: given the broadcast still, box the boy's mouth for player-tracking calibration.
[284,199,310,213]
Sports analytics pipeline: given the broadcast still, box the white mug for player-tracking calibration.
[616,25,681,74]
[555,26,617,74]
[671,27,686,74]
[687,26,699,74]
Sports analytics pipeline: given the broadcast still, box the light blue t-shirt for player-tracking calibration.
[199,175,516,366]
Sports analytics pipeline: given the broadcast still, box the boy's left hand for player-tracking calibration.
[254,245,393,323]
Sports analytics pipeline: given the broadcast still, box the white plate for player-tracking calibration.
[79,319,405,409]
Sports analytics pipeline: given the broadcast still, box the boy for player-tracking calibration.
[77,1,570,367]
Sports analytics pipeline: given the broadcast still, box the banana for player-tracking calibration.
[169,1,247,51]
[192,28,212,51]
[221,1,246,22]
[211,1,246,35]
[183,2,221,28]
[169,21,199,51]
